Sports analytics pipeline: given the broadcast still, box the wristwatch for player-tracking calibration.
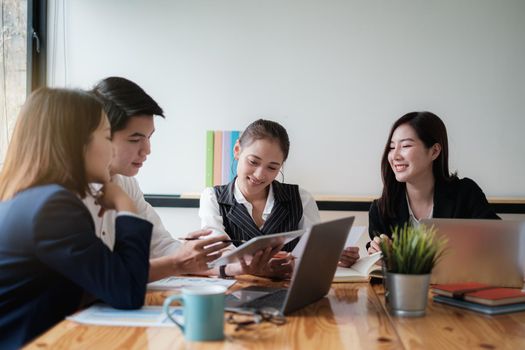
[219,265,231,279]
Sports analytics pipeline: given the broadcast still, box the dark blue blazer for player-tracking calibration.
[0,185,152,349]
[368,177,500,240]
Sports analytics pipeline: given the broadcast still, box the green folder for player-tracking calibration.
[205,130,214,187]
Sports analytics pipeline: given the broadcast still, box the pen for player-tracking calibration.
[177,238,246,244]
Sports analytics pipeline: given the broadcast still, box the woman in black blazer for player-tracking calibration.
[367,111,499,254]
[0,88,153,349]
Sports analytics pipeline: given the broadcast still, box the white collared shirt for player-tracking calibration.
[198,179,321,237]
[232,180,276,229]
[406,193,434,227]
[82,174,181,258]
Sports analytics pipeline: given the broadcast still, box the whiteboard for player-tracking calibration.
[47,0,525,197]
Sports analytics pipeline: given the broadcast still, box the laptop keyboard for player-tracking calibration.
[242,289,288,310]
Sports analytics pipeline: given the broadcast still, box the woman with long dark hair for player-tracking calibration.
[367,111,499,254]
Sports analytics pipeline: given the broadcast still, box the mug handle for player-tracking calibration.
[163,295,185,332]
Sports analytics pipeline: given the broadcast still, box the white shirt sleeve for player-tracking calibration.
[116,211,143,219]
[116,175,181,259]
[198,187,231,238]
[298,187,321,229]
[292,187,321,256]
[198,186,319,257]
[82,193,115,249]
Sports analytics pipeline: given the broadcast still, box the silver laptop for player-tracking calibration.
[421,219,525,288]
[225,216,354,315]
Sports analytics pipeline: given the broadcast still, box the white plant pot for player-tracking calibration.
[385,272,431,317]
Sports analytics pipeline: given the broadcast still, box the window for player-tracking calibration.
[0,0,27,163]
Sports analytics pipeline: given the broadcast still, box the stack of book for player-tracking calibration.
[205,130,241,187]
[431,282,525,315]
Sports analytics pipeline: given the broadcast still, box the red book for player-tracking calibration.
[432,283,525,306]
[465,288,525,306]
[431,282,492,298]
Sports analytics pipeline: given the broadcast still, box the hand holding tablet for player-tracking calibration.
[207,229,305,269]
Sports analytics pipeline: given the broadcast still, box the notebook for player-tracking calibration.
[333,252,382,282]
[431,282,493,297]
[466,288,525,306]
[433,295,525,315]
[432,283,525,306]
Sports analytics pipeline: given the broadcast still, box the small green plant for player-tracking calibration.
[379,224,447,274]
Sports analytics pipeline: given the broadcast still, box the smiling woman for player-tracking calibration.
[366,111,500,255]
[199,119,322,279]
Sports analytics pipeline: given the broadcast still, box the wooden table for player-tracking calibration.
[24,277,525,350]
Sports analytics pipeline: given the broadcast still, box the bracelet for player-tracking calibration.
[219,265,231,279]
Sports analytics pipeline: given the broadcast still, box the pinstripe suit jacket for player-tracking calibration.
[214,180,303,252]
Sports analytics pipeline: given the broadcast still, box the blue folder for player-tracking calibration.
[433,295,525,315]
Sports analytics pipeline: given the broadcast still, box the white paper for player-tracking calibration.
[333,252,382,282]
[67,304,183,327]
[147,276,236,291]
[345,226,370,258]
[347,252,382,275]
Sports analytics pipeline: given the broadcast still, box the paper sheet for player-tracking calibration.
[147,276,236,291]
[334,252,382,282]
[67,304,183,327]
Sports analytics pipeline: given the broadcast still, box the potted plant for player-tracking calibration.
[380,224,447,317]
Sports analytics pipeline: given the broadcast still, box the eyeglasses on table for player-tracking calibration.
[226,307,286,331]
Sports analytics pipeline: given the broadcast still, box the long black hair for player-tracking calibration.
[378,111,457,218]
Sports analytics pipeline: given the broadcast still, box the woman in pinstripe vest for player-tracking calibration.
[199,119,320,279]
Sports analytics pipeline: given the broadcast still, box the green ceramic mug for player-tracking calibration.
[163,285,226,341]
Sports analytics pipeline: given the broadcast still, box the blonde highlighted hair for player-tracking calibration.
[0,87,103,200]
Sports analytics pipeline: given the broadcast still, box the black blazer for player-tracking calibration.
[0,185,153,350]
[369,177,500,240]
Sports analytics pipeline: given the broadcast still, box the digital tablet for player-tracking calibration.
[207,229,305,269]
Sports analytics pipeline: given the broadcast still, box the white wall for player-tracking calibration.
[47,0,525,197]
[156,207,369,238]
[156,207,525,239]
